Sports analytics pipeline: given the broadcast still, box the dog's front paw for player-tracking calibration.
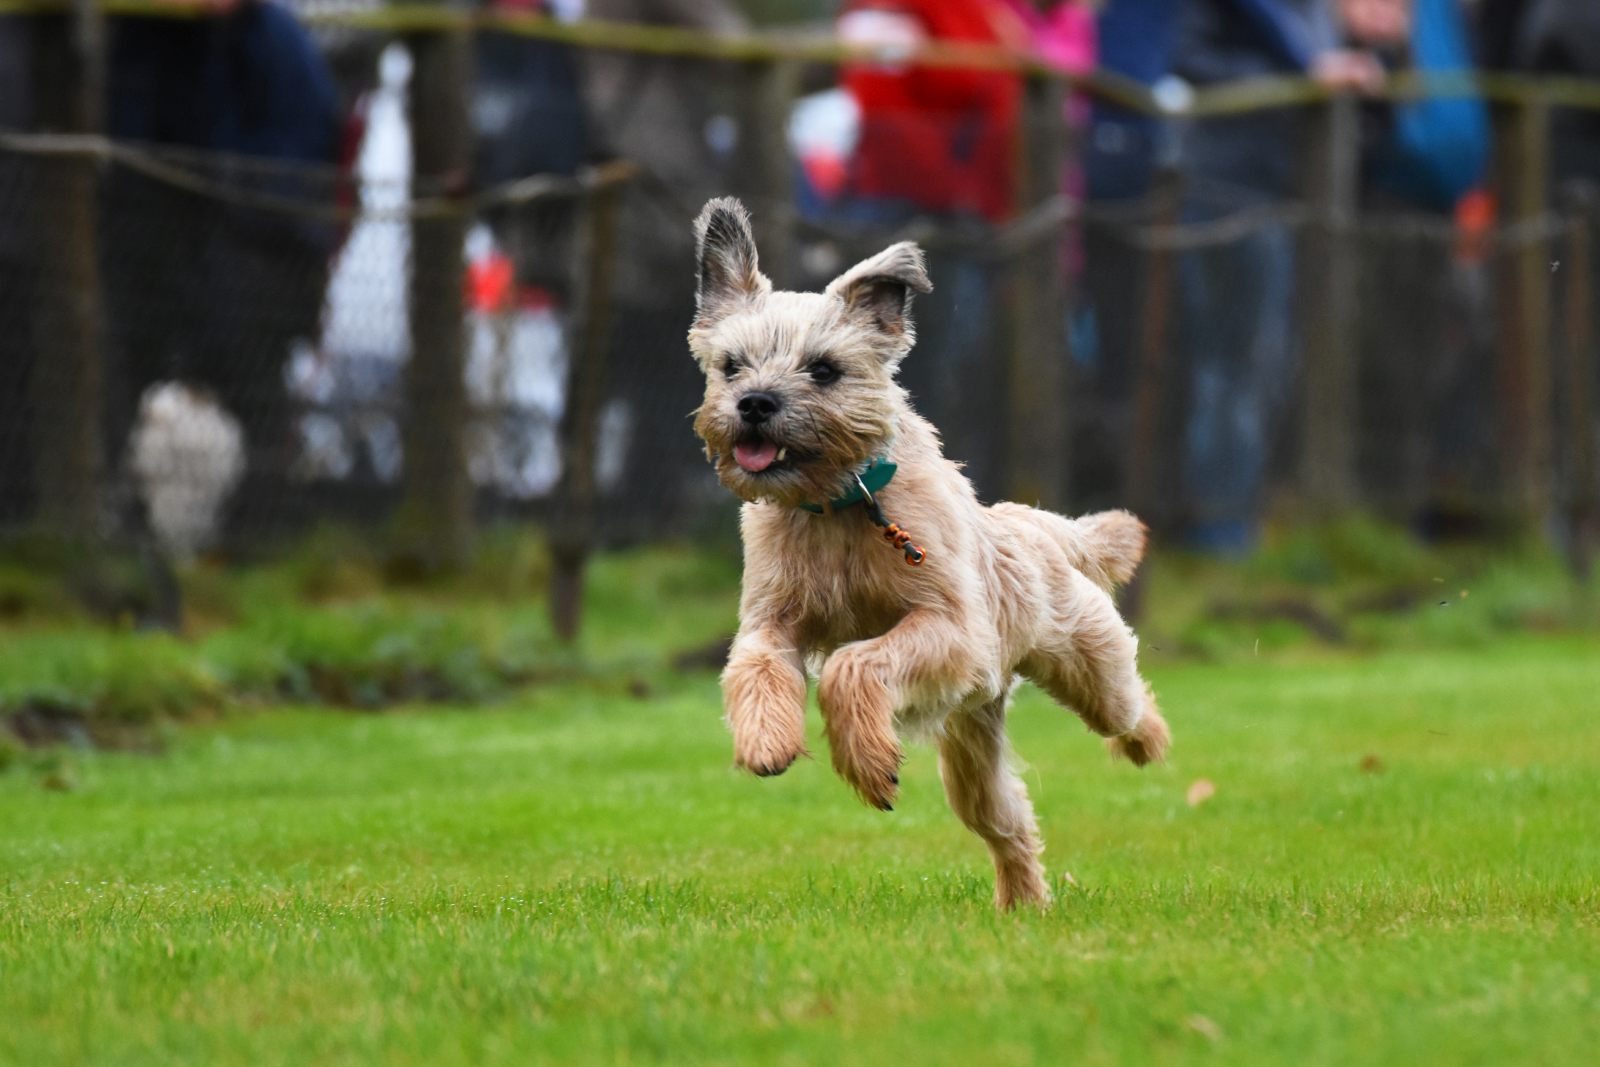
[723,646,809,779]
[828,722,903,811]
[732,721,807,778]
[817,649,903,810]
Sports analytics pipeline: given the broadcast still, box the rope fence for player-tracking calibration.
[6,0,1600,114]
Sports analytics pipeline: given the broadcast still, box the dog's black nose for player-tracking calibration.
[737,391,780,424]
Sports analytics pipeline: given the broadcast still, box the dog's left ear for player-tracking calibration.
[825,242,933,342]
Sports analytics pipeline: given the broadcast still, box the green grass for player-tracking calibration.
[0,539,742,729]
[2,518,1596,735]
[3,635,1597,1065]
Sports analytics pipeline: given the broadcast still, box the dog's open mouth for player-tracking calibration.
[732,434,797,475]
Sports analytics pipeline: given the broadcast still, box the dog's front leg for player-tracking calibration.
[818,610,974,811]
[723,624,809,777]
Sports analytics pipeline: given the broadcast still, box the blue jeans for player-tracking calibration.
[1178,220,1296,552]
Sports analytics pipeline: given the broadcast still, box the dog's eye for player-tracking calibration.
[722,357,740,380]
[808,360,840,385]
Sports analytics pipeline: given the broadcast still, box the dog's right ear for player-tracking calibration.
[693,197,769,327]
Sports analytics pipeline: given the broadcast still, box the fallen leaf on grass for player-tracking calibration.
[1360,754,1385,774]
[1186,778,1216,807]
[1186,1014,1224,1042]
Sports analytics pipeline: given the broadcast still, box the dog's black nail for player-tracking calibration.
[889,774,899,785]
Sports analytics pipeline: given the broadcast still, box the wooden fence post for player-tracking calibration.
[1296,93,1361,513]
[549,176,624,643]
[29,0,105,541]
[1125,172,1182,523]
[733,56,800,288]
[1120,171,1183,624]
[1561,189,1596,576]
[1004,70,1070,511]
[1492,96,1554,528]
[399,19,474,570]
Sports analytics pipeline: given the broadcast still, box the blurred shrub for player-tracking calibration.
[1,518,1592,749]
[1145,515,1599,663]
[1250,515,1439,587]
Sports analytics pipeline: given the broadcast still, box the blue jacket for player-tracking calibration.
[109,0,342,251]
[1086,0,1183,200]
[1173,0,1338,199]
[1368,0,1488,209]
[1175,0,1486,209]
[110,1,339,165]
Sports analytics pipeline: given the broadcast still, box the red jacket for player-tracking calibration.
[840,0,1027,221]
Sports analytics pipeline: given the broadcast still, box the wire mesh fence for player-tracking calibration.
[1,10,1598,585]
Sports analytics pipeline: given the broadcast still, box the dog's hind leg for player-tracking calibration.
[938,698,1051,910]
[1021,573,1170,766]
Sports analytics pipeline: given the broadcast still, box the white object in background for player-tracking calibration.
[546,0,584,23]
[128,382,246,561]
[788,89,861,168]
[320,43,413,364]
[593,399,631,494]
[837,9,927,69]
[465,298,569,499]
[300,44,580,500]
[1152,75,1195,116]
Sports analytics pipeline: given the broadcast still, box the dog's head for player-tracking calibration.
[688,197,932,507]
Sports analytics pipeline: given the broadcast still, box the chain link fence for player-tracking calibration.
[2,10,1598,588]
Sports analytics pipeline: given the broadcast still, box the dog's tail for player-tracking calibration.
[1060,509,1149,592]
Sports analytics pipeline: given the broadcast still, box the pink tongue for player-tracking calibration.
[733,440,779,473]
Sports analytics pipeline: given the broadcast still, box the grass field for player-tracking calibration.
[3,633,1597,1065]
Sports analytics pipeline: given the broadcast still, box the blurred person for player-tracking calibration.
[829,0,1031,498]
[1475,0,1600,546]
[1002,0,1097,247]
[1003,1,1124,505]
[578,0,751,530]
[1336,0,1487,212]
[1171,0,1484,550]
[474,0,588,298]
[1477,0,1600,185]
[1170,0,1344,552]
[103,0,343,538]
[835,0,1028,224]
[1070,0,1183,512]
[1326,0,1491,518]
[1084,0,1181,202]
[0,16,37,522]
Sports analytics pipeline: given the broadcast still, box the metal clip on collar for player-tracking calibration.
[853,474,927,566]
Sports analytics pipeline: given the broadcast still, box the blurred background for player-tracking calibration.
[0,0,1597,740]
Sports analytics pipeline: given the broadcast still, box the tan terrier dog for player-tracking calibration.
[689,198,1170,909]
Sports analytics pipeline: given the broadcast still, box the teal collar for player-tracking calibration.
[799,457,897,514]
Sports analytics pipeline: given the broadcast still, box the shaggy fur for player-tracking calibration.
[689,197,1171,910]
